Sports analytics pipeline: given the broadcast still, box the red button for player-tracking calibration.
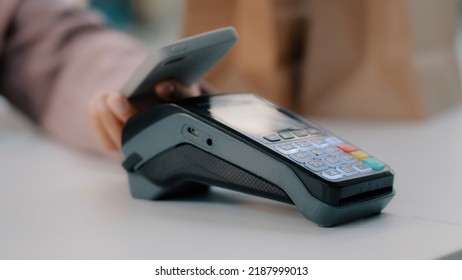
[337,144,357,153]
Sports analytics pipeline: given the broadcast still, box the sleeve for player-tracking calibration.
[0,0,148,154]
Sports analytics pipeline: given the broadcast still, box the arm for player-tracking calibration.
[0,0,145,154]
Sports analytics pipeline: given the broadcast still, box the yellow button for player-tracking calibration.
[351,150,369,160]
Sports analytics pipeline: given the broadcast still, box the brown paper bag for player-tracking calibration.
[183,0,306,109]
[183,0,462,119]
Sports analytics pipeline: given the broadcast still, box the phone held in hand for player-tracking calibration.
[122,27,238,99]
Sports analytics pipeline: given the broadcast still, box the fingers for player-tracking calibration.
[89,97,117,151]
[155,80,202,101]
[89,80,206,153]
[89,92,138,152]
[106,94,138,123]
[154,80,175,100]
[199,80,218,95]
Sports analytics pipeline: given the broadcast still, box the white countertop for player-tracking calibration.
[1,98,462,259]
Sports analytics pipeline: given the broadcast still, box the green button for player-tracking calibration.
[363,158,385,170]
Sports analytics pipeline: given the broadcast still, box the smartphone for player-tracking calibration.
[122,27,238,99]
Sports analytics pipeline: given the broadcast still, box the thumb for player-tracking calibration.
[106,94,138,122]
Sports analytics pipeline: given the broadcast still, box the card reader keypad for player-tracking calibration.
[268,128,386,181]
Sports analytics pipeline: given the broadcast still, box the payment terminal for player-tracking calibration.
[121,93,394,226]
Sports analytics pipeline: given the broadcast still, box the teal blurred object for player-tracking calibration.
[89,0,134,30]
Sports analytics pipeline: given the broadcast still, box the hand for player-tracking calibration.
[89,80,202,152]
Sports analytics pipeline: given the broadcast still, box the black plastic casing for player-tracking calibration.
[121,93,395,226]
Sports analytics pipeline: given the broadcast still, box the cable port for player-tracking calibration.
[187,127,200,137]
[183,125,213,149]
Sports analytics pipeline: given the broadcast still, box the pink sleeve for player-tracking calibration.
[0,0,148,154]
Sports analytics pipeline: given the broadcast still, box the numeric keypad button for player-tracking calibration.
[274,143,298,155]
[339,153,357,164]
[310,148,327,157]
[353,163,373,173]
[290,151,313,163]
[321,169,344,180]
[294,140,311,150]
[310,138,329,148]
[336,165,359,176]
[323,156,343,167]
[305,159,328,172]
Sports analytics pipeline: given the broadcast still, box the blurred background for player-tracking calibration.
[76,0,186,47]
[77,0,462,66]
[73,0,462,120]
